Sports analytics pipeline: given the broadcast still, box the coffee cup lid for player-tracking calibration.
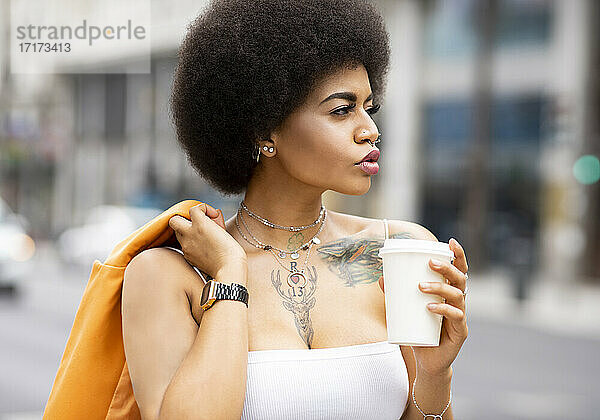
[378,239,454,259]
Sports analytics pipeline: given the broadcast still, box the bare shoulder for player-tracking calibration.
[121,247,205,419]
[326,210,438,242]
[125,247,205,325]
[336,209,438,242]
[383,219,439,241]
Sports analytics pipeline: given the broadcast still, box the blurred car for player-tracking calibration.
[0,197,35,292]
[57,205,164,270]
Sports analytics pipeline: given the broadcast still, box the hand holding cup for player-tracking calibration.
[412,238,469,376]
[378,237,469,377]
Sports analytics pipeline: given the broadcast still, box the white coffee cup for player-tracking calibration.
[378,239,454,346]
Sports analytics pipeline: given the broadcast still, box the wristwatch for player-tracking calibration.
[200,280,249,310]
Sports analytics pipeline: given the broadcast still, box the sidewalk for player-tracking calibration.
[467,267,600,340]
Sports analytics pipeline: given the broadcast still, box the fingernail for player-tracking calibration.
[450,238,458,247]
[420,282,432,289]
[427,303,438,309]
[430,258,442,267]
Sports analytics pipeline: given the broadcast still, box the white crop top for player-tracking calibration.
[162,218,409,419]
[242,339,408,419]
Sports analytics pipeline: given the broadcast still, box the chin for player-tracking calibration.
[333,176,372,196]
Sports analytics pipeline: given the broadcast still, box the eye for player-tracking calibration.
[331,103,356,115]
[331,103,381,116]
[366,104,381,116]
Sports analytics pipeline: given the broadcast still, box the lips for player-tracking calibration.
[356,149,380,164]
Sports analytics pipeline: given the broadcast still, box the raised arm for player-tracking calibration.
[122,248,249,420]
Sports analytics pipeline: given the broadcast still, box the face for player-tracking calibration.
[268,63,381,195]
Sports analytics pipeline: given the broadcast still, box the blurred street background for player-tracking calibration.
[1,0,599,419]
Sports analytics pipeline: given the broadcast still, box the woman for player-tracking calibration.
[121,0,469,419]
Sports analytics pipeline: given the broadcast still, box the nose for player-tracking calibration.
[354,129,381,146]
[354,109,380,145]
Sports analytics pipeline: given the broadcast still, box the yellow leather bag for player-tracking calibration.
[43,199,224,419]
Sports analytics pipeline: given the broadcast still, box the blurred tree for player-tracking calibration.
[460,0,497,272]
[581,0,600,281]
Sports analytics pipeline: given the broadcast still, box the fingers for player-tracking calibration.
[189,203,208,224]
[204,203,220,219]
[214,208,226,229]
[429,257,467,291]
[189,204,215,227]
[419,281,465,309]
[170,204,225,237]
[449,238,468,274]
[426,302,465,322]
[189,203,222,223]
[168,215,191,232]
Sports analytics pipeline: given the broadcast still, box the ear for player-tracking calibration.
[268,125,284,147]
[257,136,276,147]
[257,137,277,158]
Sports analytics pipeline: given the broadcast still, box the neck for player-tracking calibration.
[236,165,328,254]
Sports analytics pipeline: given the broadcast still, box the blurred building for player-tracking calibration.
[0,0,598,289]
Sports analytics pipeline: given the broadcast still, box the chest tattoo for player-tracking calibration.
[270,262,318,349]
[316,232,414,287]
[266,229,413,347]
[286,231,305,251]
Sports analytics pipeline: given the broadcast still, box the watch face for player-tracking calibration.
[200,280,215,308]
[199,280,248,309]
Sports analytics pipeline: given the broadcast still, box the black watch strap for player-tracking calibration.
[201,280,249,310]
[215,282,249,304]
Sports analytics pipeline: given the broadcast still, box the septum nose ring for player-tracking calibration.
[366,133,382,147]
[358,131,381,146]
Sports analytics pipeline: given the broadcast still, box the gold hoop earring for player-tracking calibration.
[253,143,261,163]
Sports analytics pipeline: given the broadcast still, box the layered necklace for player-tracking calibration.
[235,200,327,288]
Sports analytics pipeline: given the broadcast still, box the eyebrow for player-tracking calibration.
[319,91,373,105]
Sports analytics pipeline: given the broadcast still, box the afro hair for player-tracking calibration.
[170,0,391,197]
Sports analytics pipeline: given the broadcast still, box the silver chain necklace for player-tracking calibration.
[240,200,325,231]
[236,205,326,259]
[235,213,313,287]
[234,209,325,288]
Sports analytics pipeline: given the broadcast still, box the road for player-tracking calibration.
[0,243,598,419]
